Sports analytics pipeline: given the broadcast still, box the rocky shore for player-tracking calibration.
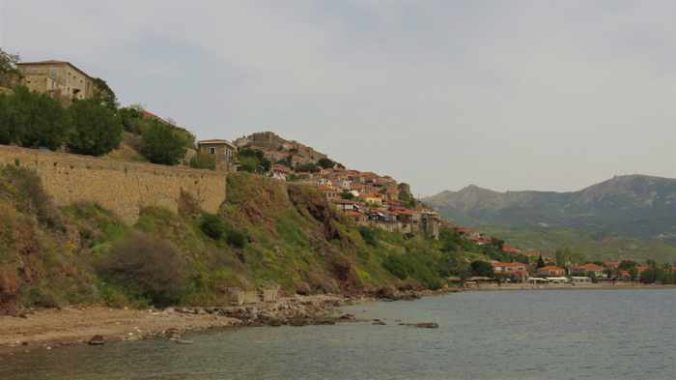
[0,288,447,356]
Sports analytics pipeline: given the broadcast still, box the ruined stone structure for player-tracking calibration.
[0,145,226,224]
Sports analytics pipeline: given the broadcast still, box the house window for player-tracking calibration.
[209,147,216,154]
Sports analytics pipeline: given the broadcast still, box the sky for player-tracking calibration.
[2,0,676,196]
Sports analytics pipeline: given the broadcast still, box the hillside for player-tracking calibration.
[424,175,676,261]
[0,165,477,314]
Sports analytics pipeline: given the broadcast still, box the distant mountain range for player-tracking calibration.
[424,175,676,261]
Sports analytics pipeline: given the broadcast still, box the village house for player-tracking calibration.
[196,139,237,171]
[334,199,359,212]
[17,60,99,103]
[271,164,290,181]
[570,263,607,279]
[536,265,566,277]
[491,261,529,282]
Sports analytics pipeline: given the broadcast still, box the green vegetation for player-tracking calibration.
[190,151,216,170]
[296,162,320,173]
[141,120,189,165]
[317,158,335,169]
[470,260,494,277]
[237,147,271,174]
[0,86,70,150]
[97,233,188,307]
[67,99,122,156]
[480,225,676,263]
[0,167,494,313]
[0,49,20,87]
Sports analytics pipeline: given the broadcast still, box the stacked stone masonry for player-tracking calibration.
[0,145,226,224]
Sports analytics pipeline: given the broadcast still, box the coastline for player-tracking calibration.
[0,294,351,357]
[1,284,673,357]
[461,282,676,292]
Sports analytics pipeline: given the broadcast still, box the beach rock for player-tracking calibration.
[414,322,439,329]
[372,320,386,326]
[88,335,105,345]
[338,313,356,321]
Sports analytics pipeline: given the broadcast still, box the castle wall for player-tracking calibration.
[0,145,226,224]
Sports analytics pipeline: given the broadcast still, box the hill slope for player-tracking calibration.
[424,175,676,261]
[425,175,676,241]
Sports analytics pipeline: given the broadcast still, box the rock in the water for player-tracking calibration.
[414,322,439,329]
[88,335,105,345]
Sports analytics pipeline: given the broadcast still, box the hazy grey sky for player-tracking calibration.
[3,0,676,195]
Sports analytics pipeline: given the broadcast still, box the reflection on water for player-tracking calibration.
[1,289,675,380]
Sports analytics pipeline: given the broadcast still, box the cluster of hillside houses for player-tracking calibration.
[11,60,441,239]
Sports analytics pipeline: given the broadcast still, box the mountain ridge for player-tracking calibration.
[424,174,676,242]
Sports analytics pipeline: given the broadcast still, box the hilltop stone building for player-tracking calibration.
[197,139,237,171]
[17,60,98,103]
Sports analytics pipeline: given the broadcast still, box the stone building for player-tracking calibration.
[197,139,237,171]
[17,60,98,103]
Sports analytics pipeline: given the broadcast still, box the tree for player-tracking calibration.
[470,260,494,277]
[555,247,584,267]
[0,49,20,87]
[91,77,118,110]
[0,86,69,150]
[237,147,271,174]
[141,120,188,165]
[296,162,320,173]
[317,157,335,169]
[67,99,122,156]
[537,255,546,268]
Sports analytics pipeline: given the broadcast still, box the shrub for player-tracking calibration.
[359,226,377,246]
[226,229,247,249]
[190,151,216,170]
[0,165,63,229]
[67,99,122,156]
[97,233,188,306]
[141,120,188,165]
[236,148,271,173]
[470,260,494,277]
[199,213,226,240]
[317,158,335,169]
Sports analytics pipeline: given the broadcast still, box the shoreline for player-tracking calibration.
[1,285,674,357]
[461,282,676,292]
[0,294,353,357]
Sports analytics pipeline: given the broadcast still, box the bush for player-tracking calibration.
[67,99,122,156]
[382,253,443,289]
[0,165,63,229]
[237,147,271,173]
[226,229,247,249]
[199,213,226,240]
[97,233,188,306]
[296,162,320,173]
[359,226,377,246]
[317,158,335,169]
[141,120,189,165]
[470,260,494,277]
[0,86,69,150]
[190,151,216,170]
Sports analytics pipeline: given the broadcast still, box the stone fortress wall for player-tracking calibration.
[0,145,226,224]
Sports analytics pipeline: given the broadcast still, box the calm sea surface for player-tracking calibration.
[1,289,675,380]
